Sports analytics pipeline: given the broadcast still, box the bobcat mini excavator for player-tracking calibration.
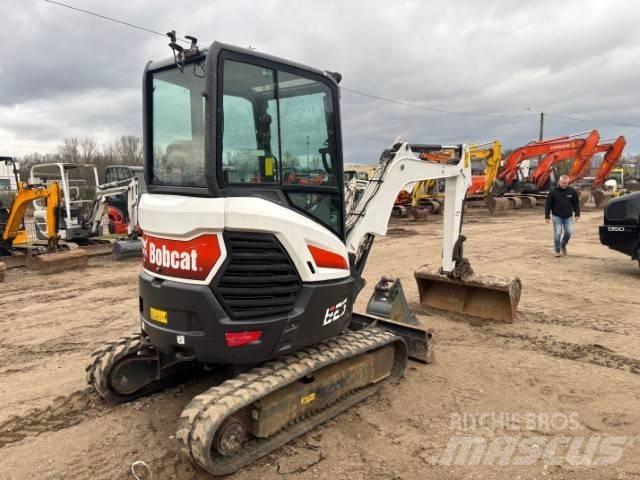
[87,40,521,475]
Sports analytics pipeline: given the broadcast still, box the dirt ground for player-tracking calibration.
[1,207,639,479]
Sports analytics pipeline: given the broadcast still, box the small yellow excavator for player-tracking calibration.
[469,141,502,197]
[406,141,502,218]
[0,157,87,279]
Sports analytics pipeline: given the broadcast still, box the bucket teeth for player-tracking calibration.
[414,267,521,322]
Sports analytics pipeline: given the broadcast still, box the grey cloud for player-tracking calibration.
[0,0,638,159]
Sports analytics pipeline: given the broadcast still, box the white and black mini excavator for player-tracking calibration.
[87,39,520,476]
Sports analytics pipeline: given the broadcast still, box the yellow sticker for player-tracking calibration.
[265,157,273,176]
[300,392,316,405]
[149,307,168,324]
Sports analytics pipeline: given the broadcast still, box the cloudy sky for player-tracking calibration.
[2,0,639,163]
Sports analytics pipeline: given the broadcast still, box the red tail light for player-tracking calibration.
[225,331,262,347]
[307,244,348,270]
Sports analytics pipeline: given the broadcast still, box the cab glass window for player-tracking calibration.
[151,62,206,187]
[219,58,341,235]
[221,61,279,184]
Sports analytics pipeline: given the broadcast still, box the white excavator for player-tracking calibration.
[31,163,143,259]
[87,38,520,476]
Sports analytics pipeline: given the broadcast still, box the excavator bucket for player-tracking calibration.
[519,196,537,208]
[414,267,522,322]
[485,196,512,213]
[593,190,615,208]
[26,248,89,275]
[112,238,143,260]
[578,190,591,207]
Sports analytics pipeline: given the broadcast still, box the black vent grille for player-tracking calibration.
[215,232,301,319]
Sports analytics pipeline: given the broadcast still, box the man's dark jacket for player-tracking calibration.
[545,186,580,219]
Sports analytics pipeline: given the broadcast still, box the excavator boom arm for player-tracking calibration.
[531,130,600,189]
[497,131,599,187]
[346,139,471,277]
[592,136,627,190]
[2,182,60,243]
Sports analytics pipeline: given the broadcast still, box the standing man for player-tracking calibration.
[545,175,580,256]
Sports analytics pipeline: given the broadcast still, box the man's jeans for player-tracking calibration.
[552,215,574,252]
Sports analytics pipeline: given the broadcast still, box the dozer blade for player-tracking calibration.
[485,196,512,213]
[26,248,89,275]
[350,312,434,363]
[593,190,614,208]
[112,238,143,260]
[414,267,522,322]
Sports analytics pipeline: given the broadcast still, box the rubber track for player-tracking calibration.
[176,327,407,476]
[84,333,179,404]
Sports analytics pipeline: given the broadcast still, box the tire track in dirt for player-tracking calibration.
[0,339,89,365]
[519,308,634,336]
[0,388,108,448]
[496,332,640,375]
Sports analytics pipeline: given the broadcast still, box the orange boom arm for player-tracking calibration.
[592,136,627,190]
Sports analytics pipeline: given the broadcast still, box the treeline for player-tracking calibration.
[18,135,143,183]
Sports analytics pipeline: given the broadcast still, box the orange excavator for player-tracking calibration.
[487,130,600,212]
[590,136,627,207]
[530,129,600,190]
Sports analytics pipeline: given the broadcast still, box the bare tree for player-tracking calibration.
[80,138,98,163]
[58,137,81,163]
[114,135,143,165]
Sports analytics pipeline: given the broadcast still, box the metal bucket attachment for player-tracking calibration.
[392,205,407,217]
[578,190,591,207]
[26,248,89,275]
[0,261,5,282]
[415,267,521,322]
[519,196,537,208]
[593,190,614,208]
[367,277,418,325]
[113,238,143,260]
[508,197,523,209]
[485,196,512,213]
[408,206,430,222]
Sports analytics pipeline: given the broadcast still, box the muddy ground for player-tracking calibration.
[1,208,639,479]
